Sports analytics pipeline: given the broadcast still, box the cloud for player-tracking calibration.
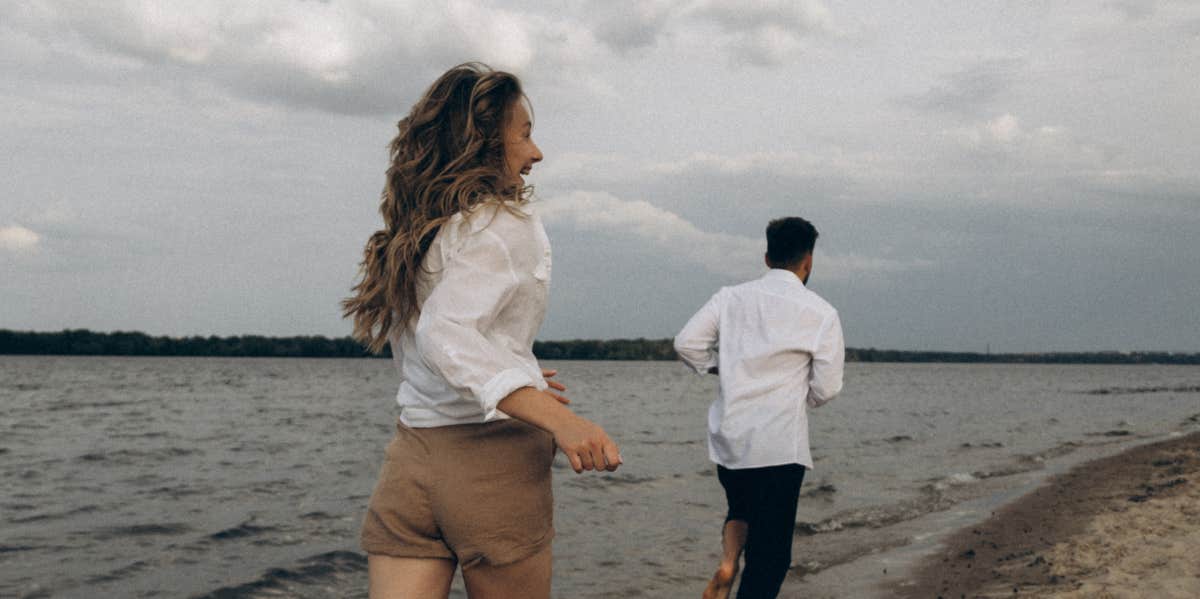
[536,190,932,280]
[688,0,833,65]
[899,58,1026,116]
[6,1,602,115]
[646,149,889,178]
[537,189,760,279]
[3,0,837,119]
[590,1,678,51]
[1106,0,1159,20]
[942,113,1111,171]
[539,148,894,190]
[585,0,833,64]
[0,224,41,251]
[689,0,833,34]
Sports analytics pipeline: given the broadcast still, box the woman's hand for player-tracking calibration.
[496,386,622,474]
[551,413,622,474]
[542,368,569,405]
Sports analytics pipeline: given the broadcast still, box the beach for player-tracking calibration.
[893,431,1200,598]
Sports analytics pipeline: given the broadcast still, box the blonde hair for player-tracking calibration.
[343,63,531,353]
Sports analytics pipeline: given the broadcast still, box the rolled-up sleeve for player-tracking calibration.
[806,311,844,408]
[675,291,721,375]
[414,221,537,420]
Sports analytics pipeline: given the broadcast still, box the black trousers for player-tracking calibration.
[717,463,807,599]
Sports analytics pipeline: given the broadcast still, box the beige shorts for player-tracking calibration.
[360,418,556,568]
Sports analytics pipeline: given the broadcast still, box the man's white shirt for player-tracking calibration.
[674,269,844,469]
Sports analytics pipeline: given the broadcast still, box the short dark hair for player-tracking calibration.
[766,217,819,268]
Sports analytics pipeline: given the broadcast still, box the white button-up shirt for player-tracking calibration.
[388,200,552,427]
[674,269,844,469]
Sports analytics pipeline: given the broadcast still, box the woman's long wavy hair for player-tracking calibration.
[343,63,531,353]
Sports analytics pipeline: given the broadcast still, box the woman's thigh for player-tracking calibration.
[460,546,552,599]
[368,554,456,599]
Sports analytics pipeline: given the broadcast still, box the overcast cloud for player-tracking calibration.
[2,1,1198,352]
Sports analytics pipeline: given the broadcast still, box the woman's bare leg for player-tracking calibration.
[368,554,456,599]
[703,519,747,599]
[460,546,552,599]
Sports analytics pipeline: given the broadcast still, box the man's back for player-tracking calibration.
[674,268,844,469]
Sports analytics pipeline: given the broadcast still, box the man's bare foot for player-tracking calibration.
[701,560,738,599]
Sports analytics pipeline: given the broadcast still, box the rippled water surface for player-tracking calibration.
[2,357,1199,598]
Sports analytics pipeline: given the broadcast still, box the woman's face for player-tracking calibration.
[502,99,543,187]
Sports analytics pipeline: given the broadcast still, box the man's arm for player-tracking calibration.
[807,311,844,407]
[674,292,720,375]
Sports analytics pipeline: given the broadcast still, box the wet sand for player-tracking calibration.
[894,431,1200,598]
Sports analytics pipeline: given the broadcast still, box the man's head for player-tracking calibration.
[765,217,819,283]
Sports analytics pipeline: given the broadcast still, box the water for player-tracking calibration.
[2,357,1198,598]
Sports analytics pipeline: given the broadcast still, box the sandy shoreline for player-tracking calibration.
[893,431,1200,598]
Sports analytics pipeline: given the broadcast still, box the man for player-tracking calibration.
[674,216,845,599]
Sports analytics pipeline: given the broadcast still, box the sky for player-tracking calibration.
[2,1,1198,352]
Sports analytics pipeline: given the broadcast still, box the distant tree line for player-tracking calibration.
[2,329,1198,364]
[845,347,1200,365]
[0,329,379,358]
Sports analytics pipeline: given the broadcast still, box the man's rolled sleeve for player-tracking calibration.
[806,311,844,408]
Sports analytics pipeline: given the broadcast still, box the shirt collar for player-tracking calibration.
[762,268,806,286]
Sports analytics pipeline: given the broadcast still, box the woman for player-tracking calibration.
[344,63,622,599]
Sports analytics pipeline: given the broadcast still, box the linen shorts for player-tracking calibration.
[360,418,556,569]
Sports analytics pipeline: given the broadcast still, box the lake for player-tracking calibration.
[2,356,1198,598]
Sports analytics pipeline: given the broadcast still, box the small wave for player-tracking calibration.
[74,447,201,464]
[86,560,150,584]
[0,544,37,554]
[1081,384,1200,395]
[972,462,1043,479]
[959,441,1004,449]
[210,521,278,541]
[801,483,837,500]
[970,442,1086,480]
[937,472,977,487]
[299,511,338,521]
[1085,429,1134,437]
[8,505,100,524]
[90,522,192,541]
[140,485,210,499]
[862,435,917,446]
[565,473,659,490]
[44,399,143,412]
[797,486,959,536]
[190,550,366,599]
[109,431,170,439]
